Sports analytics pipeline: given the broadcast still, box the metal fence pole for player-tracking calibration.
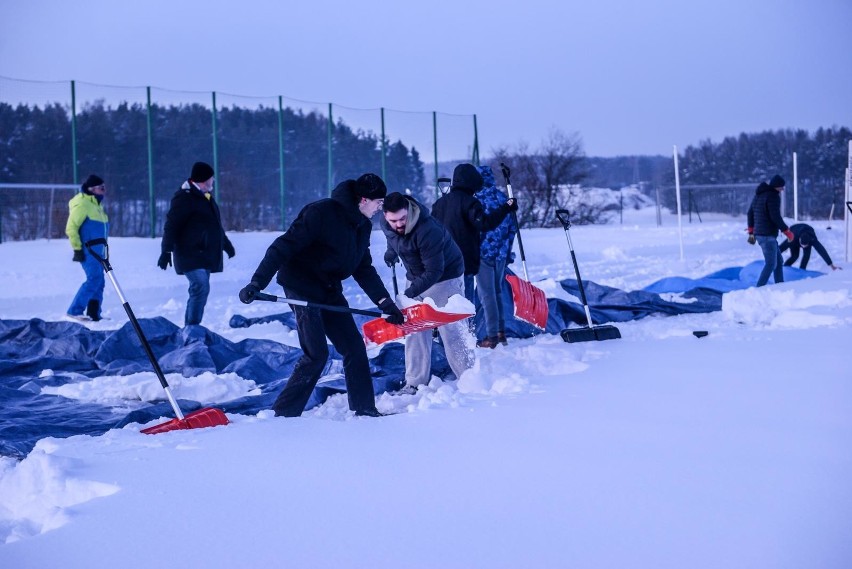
[472,114,480,165]
[146,86,155,238]
[70,80,78,185]
[432,111,438,197]
[278,95,286,231]
[380,107,386,181]
[211,91,219,201]
[327,103,333,196]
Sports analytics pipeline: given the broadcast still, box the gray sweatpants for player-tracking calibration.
[405,276,475,387]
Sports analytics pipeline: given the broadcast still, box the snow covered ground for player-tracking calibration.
[1,206,851,568]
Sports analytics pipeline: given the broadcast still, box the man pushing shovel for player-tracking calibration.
[238,174,404,418]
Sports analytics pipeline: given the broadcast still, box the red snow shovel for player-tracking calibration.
[554,211,621,343]
[499,163,549,330]
[84,239,229,434]
[251,292,472,346]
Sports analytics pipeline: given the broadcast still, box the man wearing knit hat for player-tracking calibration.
[747,174,794,287]
[238,173,404,418]
[65,174,109,321]
[159,161,235,326]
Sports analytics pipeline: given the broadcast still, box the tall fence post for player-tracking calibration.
[146,86,155,238]
[211,91,219,201]
[327,102,333,196]
[70,80,78,185]
[278,95,286,231]
[673,145,684,261]
[432,111,439,197]
[380,107,387,181]
[793,151,798,221]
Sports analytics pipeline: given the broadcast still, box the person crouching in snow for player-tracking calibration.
[381,191,475,393]
[65,174,109,321]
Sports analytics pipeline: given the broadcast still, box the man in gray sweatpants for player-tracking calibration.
[381,192,475,389]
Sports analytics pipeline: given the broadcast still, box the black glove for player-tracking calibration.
[157,251,172,270]
[72,250,85,263]
[383,249,399,268]
[506,198,519,212]
[224,240,235,259]
[239,283,260,304]
[747,234,756,245]
[378,298,405,325]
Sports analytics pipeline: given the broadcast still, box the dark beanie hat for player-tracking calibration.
[81,174,104,193]
[354,173,387,200]
[799,231,812,246]
[190,162,215,183]
[452,163,484,192]
[769,174,786,188]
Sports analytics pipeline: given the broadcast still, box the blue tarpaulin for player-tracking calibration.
[0,261,823,458]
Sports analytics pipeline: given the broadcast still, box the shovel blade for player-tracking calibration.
[560,325,621,343]
[506,274,548,330]
[140,407,229,435]
[362,303,473,345]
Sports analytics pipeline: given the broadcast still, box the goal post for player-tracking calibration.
[0,183,78,243]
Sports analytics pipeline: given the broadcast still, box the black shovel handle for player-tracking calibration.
[555,209,572,230]
[83,237,111,271]
[253,291,383,317]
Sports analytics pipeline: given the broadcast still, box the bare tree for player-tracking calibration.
[488,128,590,227]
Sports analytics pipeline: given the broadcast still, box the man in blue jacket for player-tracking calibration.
[158,162,235,326]
[747,175,794,287]
[382,191,474,391]
[238,174,404,418]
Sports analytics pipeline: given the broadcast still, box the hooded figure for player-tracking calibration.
[779,223,838,270]
[430,163,517,302]
[747,176,793,286]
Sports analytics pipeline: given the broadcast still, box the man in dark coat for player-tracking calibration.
[747,174,794,287]
[381,191,473,391]
[430,163,517,302]
[238,174,404,418]
[158,162,235,325]
[779,223,840,271]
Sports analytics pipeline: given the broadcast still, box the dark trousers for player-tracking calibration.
[272,290,377,417]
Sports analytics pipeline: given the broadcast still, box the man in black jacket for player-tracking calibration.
[779,223,840,271]
[747,175,794,287]
[430,163,517,302]
[382,192,474,391]
[238,174,404,418]
[158,162,235,325]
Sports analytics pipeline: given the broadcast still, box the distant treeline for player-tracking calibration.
[585,126,851,219]
[0,101,425,238]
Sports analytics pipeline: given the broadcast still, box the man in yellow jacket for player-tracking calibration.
[65,174,109,321]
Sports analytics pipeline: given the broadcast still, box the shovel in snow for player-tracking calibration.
[84,238,229,434]
[251,292,472,346]
[499,163,549,330]
[554,211,621,343]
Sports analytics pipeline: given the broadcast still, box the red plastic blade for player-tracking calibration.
[362,303,473,345]
[506,274,548,330]
[140,407,229,435]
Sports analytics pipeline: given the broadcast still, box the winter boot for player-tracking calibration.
[86,300,101,321]
[476,336,499,349]
[497,331,508,346]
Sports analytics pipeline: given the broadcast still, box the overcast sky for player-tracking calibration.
[1,0,850,158]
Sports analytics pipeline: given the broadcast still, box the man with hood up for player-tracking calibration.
[65,174,109,321]
[381,191,474,392]
[747,174,794,287]
[430,163,517,302]
[238,174,404,418]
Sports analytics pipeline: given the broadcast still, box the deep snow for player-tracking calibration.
[1,206,850,568]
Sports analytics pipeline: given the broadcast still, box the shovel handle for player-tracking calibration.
[555,209,571,229]
[83,238,111,271]
[253,291,383,317]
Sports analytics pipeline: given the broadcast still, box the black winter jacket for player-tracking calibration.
[249,180,390,305]
[431,188,511,275]
[779,223,833,267]
[161,181,233,275]
[381,196,464,298]
[747,183,789,237]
